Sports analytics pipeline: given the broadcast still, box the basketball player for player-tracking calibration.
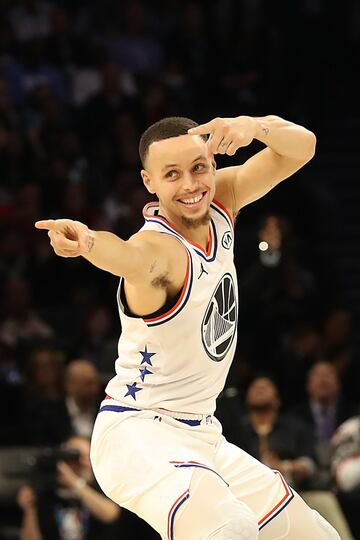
[36,115,340,539]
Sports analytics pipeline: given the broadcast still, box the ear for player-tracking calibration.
[141,169,156,194]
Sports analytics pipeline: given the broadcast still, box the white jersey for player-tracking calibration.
[105,199,238,415]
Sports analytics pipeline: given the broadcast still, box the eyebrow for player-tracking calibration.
[161,155,206,172]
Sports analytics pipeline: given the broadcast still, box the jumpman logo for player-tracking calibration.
[198,262,209,279]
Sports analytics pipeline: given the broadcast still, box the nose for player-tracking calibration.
[182,171,199,192]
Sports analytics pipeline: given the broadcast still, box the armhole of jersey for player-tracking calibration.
[144,248,193,327]
[117,242,194,327]
[119,278,182,320]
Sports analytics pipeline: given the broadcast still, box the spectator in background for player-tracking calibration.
[232,374,354,539]
[0,344,71,446]
[292,361,354,446]
[75,306,117,379]
[291,360,355,491]
[230,375,316,491]
[16,435,121,540]
[24,345,65,400]
[0,276,54,354]
[20,345,70,445]
[65,359,101,439]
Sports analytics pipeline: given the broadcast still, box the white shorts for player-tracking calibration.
[90,398,295,539]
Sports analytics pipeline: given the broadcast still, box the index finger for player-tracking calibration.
[35,220,58,231]
[188,119,217,136]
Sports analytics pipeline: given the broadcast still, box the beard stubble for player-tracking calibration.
[180,209,210,229]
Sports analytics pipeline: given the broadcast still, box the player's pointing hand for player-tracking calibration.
[188,116,258,156]
[35,218,94,258]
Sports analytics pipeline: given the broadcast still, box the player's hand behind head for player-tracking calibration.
[35,218,93,258]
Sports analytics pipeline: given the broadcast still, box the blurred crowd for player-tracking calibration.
[0,0,359,539]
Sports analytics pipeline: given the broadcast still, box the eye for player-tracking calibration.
[193,163,206,172]
[165,170,178,180]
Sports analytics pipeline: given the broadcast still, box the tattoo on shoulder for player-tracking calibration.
[86,232,95,253]
[149,260,157,273]
[262,126,270,136]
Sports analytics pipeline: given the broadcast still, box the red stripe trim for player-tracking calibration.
[167,489,189,540]
[258,471,291,526]
[143,203,213,256]
[212,198,234,226]
[143,251,190,323]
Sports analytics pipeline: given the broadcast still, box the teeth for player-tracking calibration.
[180,193,203,204]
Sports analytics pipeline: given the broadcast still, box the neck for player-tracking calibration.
[249,406,278,426]
[159,204,210,250]
[73,397,93,413]
[314,396,336,408]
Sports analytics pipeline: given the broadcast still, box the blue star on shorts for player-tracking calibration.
[124,382,142,400]
[139,345,156,366]
[139,367,153,382]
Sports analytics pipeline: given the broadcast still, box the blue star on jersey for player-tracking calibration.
[139,345,156,366]
[139,367,153,382]
[124,382,142,400]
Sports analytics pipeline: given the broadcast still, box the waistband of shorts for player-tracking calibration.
[100,396,212,425]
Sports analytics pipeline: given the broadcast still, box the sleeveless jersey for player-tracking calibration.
[105,199,238,415]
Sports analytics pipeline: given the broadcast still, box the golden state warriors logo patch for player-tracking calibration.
[201,273,237,362]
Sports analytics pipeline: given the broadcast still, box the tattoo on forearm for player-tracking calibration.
[86,232,95,253]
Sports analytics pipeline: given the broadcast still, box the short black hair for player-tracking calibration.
[139,116,208,167]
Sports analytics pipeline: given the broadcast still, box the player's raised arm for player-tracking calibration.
[188,115,316,214]
[34,218,165,284]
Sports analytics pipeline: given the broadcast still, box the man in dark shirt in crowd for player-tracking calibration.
[229,375,316,491]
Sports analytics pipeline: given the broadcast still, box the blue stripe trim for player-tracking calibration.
[173,463,229,487]
[170,492,190,540]
[99,404,202,427]
[146,250,193,327]
[175,418,201,426]
[99,405,140,413]
[258,487,294,530]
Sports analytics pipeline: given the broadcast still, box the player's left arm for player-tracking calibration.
[188,115,316,215]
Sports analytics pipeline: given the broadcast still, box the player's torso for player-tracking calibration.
[105,199,238,414]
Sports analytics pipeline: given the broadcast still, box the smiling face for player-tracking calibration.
[141,134,216,229]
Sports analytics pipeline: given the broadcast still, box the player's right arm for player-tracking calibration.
[34,218,172,285]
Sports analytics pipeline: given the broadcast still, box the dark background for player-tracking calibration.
[0,1,359,539]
